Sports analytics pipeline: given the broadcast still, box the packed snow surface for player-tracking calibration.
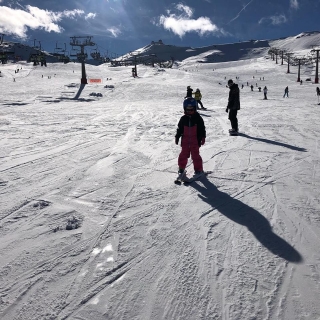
[1,39,320,320]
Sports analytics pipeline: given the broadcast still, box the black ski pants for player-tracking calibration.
[228,109,238,131]
[196,100,204,109]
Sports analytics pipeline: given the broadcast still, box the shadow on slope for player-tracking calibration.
[191,177,303,263]
[3,102,29,106]
[239,133,307,152]
[73,83,86,100]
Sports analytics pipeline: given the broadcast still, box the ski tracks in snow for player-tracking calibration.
[1,60,320,319]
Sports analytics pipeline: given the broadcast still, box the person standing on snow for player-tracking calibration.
[263,86,268,100]
[186,86,193,98]
[175,98,206,176]
[283,86,289,98]
[193,88,206,110]
[317,87,320,104]
[226,79,240,134]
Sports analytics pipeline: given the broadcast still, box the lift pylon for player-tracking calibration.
[70,36,95,84]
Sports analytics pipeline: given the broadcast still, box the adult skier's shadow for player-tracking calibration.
[239,133,307,152]
[191,177,303,263]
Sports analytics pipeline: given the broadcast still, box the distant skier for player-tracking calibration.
[226,79,240,135]
[193,88,206,110]
[186,86,193,98]
[263,86,268,100]
[283,86,289,98]
[317,87,320,104]
[251,85,254,91]
[175,98,206,177]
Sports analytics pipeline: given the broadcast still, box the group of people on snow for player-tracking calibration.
[186,86,206,110]
[175,79,240,177]
[175,80,320,178]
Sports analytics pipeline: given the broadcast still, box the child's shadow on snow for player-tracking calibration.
[190,177,303,263]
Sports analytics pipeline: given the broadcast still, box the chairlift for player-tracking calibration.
[90,47,101,60]
[54,41,63,52]
[70,48,79,58]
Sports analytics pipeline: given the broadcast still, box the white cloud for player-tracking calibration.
[59,9,85,19]
[259,14,287,25]
[176,4,193,18]
[290,0,299,9]
[0,5,85,38]
[85,12,96,20]
[156,4,220,37]
[107,27,121,38]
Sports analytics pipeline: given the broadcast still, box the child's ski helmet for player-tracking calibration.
[183,97,197,112]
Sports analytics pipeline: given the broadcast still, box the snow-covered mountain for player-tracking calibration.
[119,31,320,64]
[2,31,320,67]
[1,31,320,320]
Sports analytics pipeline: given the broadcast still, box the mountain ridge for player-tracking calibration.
[1,31,319,66]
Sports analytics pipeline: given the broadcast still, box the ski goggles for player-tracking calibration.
[186,107,195,113]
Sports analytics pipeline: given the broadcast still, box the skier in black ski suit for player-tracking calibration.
[225,79,240,133]
[186,86,193,98]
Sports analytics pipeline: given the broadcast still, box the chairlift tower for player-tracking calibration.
[279,50,285,65]
[70,36,95,84]
[311,46,320,84]
[285,53,293,73]
[295,57,305,82]
[274,49,279,64]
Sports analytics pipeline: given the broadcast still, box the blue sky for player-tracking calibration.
[0,0,319,56]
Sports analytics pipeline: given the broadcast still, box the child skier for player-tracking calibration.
[193,88,206,110]
[175,98,206,178]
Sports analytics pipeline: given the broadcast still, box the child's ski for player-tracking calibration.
[174,171,189,185]
[184,171,206,184]
[174,171,212,185]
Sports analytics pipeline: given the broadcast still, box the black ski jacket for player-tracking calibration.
[186,88,193,98]
[175,112,206,147]
[227,83,240,110]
